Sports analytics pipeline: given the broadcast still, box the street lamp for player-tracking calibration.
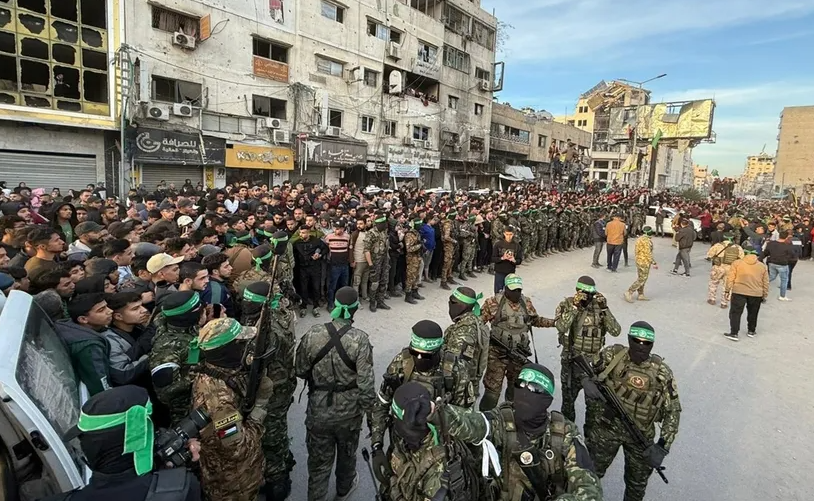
[616,73,667,88]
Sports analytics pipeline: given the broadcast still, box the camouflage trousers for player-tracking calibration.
[442,243,455,282]
[461,243,476,273]
[585,414,655,501]
[537,231,548,255]
[480,345,523,411]
[368,252,390,303]
[627,265,651,295]
[406,253,422,291]
[708,264,730,306]
[306,417,363,501]
[521,233,532,257]
[262,387,296,484]
[547,227,558,252]
[559,355,584,422]
[527,231,538,256]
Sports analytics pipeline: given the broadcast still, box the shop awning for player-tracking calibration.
[502,165,535,181]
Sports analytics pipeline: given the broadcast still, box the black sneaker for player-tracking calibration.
[747,331,756,338]
[670,270,679,275]
[723,332,739,342]
[682,272,691,277]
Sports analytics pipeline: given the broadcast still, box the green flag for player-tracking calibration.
[651,129,663,149]
[711,169,719,177]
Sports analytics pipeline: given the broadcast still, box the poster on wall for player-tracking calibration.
[389,164,420,178]
[387,145,440,170]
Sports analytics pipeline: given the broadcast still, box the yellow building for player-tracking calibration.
[693,164,710,190]
[0,0,122,191]
[744,153,775,180]
[554,97,595,132]
[775,106,814,190]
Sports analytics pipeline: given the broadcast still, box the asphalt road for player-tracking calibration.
[282,237,814,500]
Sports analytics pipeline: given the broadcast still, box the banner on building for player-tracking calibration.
[389,164,420,178]
[131,128,225,165]
[387,145,440,170]
[225,144,294,170]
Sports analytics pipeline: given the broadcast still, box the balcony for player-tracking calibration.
[490,130,530,156]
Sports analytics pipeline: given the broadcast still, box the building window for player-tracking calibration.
[321,1,344,23]
[443,45,470,73]
[152,76,202,106]
[538,135,547,148]
[316,56,343,76]
[475,67,491,83]
[474,103,484,115]
[470,137,485,152]
[413,125,430,141]
[390,29,402,45]
[577,119,587,127]
[252,37,288,63]
[578,105,588,113]
[448,95,459,109]
[383,120,397,137]
[471,20,495,50]
[417,41,438,63]
[252,95,287,119]
[367,19,388,40]
[443,4,471,35]
[151,6,199,37]
[363,69,379,87]
[361,116,375,133]
[442,131,460,145]
[329,109,343,127]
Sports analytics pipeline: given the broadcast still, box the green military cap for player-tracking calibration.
[188,318,257,364]
[505,273,523,290]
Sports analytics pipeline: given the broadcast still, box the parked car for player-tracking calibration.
[646,206,702,236]
[0,291,89,500]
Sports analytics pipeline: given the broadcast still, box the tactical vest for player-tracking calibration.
[597,347,664,430]
[722,244,741,265]
[499,405,567,500]
[400,348,457,400]
[567,307,606,355]
[491,295,530,352]
[392,438,479,501]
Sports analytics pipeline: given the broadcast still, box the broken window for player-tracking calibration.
[52,44,76,65]
[20,37,48,60]
[443,45,469,73]
[0,54,17,90]
[18,0,46,15]
[0,31,14,55]
[328,109,342,127]
[252,37,288,63]
[57,100,82,111]
[81,27,103,48]
[152,75,202,106]
[24,95,50,107]
[80,0,106,29]
[50,0,77,22]
[83,70,107,102]
[82,49,107,70]
[151,5,199,38]
[52,21,79,44]
[251,95,287,119]
[0,8,10,30]
[443,4,470,35]
[20,59,49,93]
[19,13,46,35]
[53,65,80,99]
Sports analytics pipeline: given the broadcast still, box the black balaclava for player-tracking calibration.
[163,291,203,328]
[628,320,655,364]
[241,281,271,325]
[333,286,360,321]
[205,340,250,369]
[448,286,477,321]
[409,319,444,373]
[514,363,556,435]
[76,385,151,474]
[392,382,435,452]
[271,230,289,256]
[504,287,522,303]
[576,275,597,307]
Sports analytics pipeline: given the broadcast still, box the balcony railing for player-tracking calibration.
[490,131,530,145]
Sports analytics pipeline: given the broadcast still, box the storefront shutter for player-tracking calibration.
[141,165,203,192]
[0,150,97,192]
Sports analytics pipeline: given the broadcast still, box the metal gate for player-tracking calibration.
[290,167,325,187]
[0,150,97,192]
[140,165,203,192]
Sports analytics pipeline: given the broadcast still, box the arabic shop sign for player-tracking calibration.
[304,138,367,166]
[132,128,225,165]
[387,145,440,170]
[389,164,420,178]
[225,144,294,170]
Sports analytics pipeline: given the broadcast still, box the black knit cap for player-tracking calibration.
[410,319,443,353]
[246,281,272,297]
[392,381,432,423]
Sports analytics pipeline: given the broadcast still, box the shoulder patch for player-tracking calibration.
[215,412,241,429]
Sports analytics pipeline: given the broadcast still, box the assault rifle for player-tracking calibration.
[574,354,669,484]
[488,335,531,366]
[241,253,280,414]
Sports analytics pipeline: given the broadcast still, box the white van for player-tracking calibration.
[0,291,88,500]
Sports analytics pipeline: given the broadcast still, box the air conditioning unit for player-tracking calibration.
[324,126,341,137]
[267,118,283,129]
[478,80,491,92]
[423,139,433,149]
[172,32,196,50]
[452,144,462,153]
[272,129,290,143]
[403,136,414,146]
[147,104,170,121]
[172,103,193,117]
[387,42,401,60]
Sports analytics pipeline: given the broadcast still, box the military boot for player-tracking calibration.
[467,271,477,278]
[405,292,418,304]
[377,301,391,310]
[458,272,468,281]
[413,289,425,300]
[448,277,460,285]
[440,281,451,290]
[369,300,377,313]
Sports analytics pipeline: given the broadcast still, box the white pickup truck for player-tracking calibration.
[0,291,89,500]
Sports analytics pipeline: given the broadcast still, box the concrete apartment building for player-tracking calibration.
[737,152,774,195]
[488,102,591,185]
[775,105,814,192]
[693,164,710,191]
[121,0,497,191]
[0,0,121,191]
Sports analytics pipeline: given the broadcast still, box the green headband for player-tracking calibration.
[330,299,360,320]
[257,229,274,237]
[187,319,243,364]
[468,216,476,222]
[77,401,154,476]
[235,233,252,242]
[628,326,655,342]
[243,289,282,308]
[410,332,444,352]
[253,250,273,271]
[391,401,439,445]
[447,212,457,219]
[505,275,523,289]
[518,368,555,396]
[744,248,758,255]
[375,217,387,223]
[452,288,483,316]
[163,292,201,317]
[576,282,596,293]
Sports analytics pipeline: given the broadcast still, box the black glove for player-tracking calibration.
[645,442,669,469]
[371,443,391,484]
[581,377,603,400]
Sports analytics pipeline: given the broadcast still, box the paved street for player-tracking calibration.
[283,237,814,501]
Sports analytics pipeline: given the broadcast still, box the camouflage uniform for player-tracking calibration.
[294,319,376,501]
[404,226,423,293]
[557,211,570,252]
[444,403,604,501]
[459,219,477,277]
[519,212,533,260]
[443,311,490,402]
[191,320,266,501]
[365,225,390,304]
[547,211,559,254]
[537,209,549,256]
[528,210,540,257]
[480,294,555,410]
[441,218,456,285]
[706,241,744,307]
[554,294,621,421]
[569,211,580,250]
[149,315,197,422]
[586,344,682,501]
[627,235,656,299]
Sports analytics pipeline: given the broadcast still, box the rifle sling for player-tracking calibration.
[308,322,357,405]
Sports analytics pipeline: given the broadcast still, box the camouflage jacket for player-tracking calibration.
[554,295,621,358]
[492,218,506,240]
[481,294,556,354]
[404,229,423,256]
[294,319,376,426]
[595,344,682,447]
[371,348,472,445]
[441,219,456,246]
[149,316,198,421]
[458,221,476,243]
[192,367,265,501]
[364,227,389,258]
[443,311,490,387]
[444,404,603,501]
[264,306,298,404]
[634,235,656,267]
